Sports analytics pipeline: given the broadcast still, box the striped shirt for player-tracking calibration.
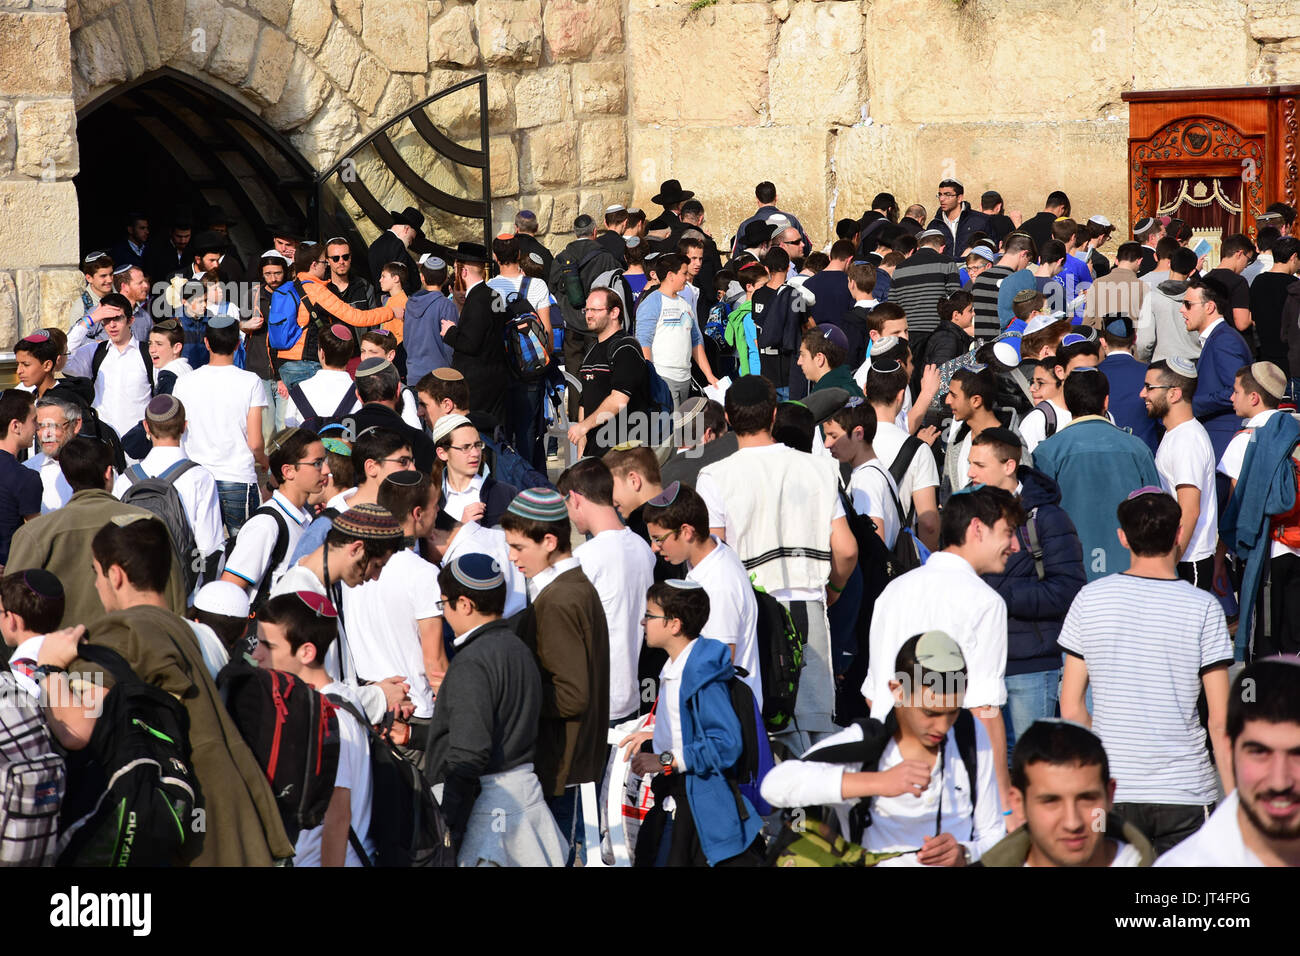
[886,249,962,337]
[970,265,1012,342]
[1058,574,1233,805]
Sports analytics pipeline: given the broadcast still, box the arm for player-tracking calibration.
[534,602,591,719]
[1135,295,1156,362]
[1059,653,1090,726]
[913,486,941,552]
[828,515,857,604]
[908,365,941,435]
[319,786,352,867]
[691,343,719,385]
[680,680,744,774]
[246,406,267,470]
[1202,664,1233,794]
[1174,484,1201,560]
[974,709,1012,814]
[305,281,396,329]
[419,616,448,695]
[1191,348,1243,418]
[998,516,1087,621]
[1231,306,1252,332]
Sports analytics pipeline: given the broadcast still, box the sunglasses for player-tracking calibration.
[328,254,351,262]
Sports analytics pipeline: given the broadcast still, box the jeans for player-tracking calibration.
[506,379,546,470]
[1001,668,1061,755]
[216,481,259,538]
[1113,801,1214,856]
[546,788,584,867]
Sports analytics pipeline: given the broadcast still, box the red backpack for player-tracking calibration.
[1271,445,1300,549]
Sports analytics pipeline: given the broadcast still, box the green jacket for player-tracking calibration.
[975,812,1156,867]
[810,364,864,400]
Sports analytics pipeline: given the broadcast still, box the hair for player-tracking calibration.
[762,246,791,274]
[499,509,571,554]
[269,427,321,485]
[803,251,829,273]
[651,253,686,282]
[971,426,1023,466]
[91,516,172,593]
[1148,359,1197,403]
[324,523,403,565]
[81,251,114,275]
[1227,658,1300,743]
[1054,337,1101,371]
[1100,318,1135,351]
[353,426,411,480]
[829,239,857,262]
[829,401,877,446]
[891,234,917,256]
[326,446,354,489]
[377,470,432,522]
[259,592,337,662]
[938,178,964,196]
[491,234,522,266]
[1062,368,1108,416]
[737,262,768,290]
[938,290,973,324]
[514,210,539,234]
[679,199,703,220]
[1045,191,1071,214]
[1010,720,1109,793]
[189,607,249,652]
[355,362,401,404]
[1039,240,1067,267]
[939,485,1025,548]
[360,329,398,354]
[14,331,61,366]
[318,323,355,367]
[1236,364,1281,410]
[0,571,65,634]
[1220,233,1254,260]
[556,458,615,507]
[866,301,906,335]
[60,436,113,491]
[0,389,35,440]
[1116,490,1181,556]
[293,242,323,275]
[1166,246,1196,277]
[436,562,507,617]
[642,483,710,543]
[1273,236,1300,265]
[676,236,704,258]
[1050,218,1078,244]
[893,632,968,703]
[755,181,777,204]
[205,320,240,356]
[801,326,847,370]
[146,398,187,442]
[415,371,469,411]
[865,362,909,407]
[1012,290,1046,322]
[836,217,859,240]
[419,259,449,287]
[624,240,647,268]
[1003,233,1037,259]
[150,320,185,351]
[1153,235,1180,262]
[772,402,815,452]
[645,581,710,639]
[1034,356,1062,384]
[951,367,997,409]
[1190,275,1229,318]
[846,261,877,295]
[724,375,778,436]
[602,444,661,485]
[1115,241,1144,264]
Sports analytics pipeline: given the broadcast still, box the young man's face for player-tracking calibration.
[127,219,150,244]
[440,594,478,637]
[820,420,857,464]
[327,243,352,279]
[91,559,121,613]
[970,516,1020,573]
[367,446,415,484]
[102,309,132,346]
[436,425,482,480]
[341,542,392,588]
[661,265,689,295]
[937,185,961,215]
[583,291,616,335]
[283,441,329,498]
[945,380,973,421]
[504,528,556,579]
[642,598,678,651]
[609,472,641,518]
[1030,367,1059,404]
[416,392,451,429]
[87,266,114,296]
[359,341,395,362]
[953,304,975,331]
[683,247,703,279]
[891,686,962,747]
[273,236,297,258]
[1232,719,1300,840]
[880,317,909,340]
[412,485,440,539]
[261,263,285,289]
[966,258,990,281]
[148,332,182,368]
[15,352,53,389]
[1230,376,1257,420]
[9,403,36,449]
[967,445,1016,490]
[1014,761,1116,867]
[1141,371,1173,420]
[796,345,822,383]
[253,620,306,674]
[645,520,693,566]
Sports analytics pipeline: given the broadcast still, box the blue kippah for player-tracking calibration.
[449,553,505,591]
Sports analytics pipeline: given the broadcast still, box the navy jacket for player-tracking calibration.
[927,205,991,261]
[1193,321,1253,462]
[437,474,518,529]
[981,466,1087,675]
[1099,351,1161,454]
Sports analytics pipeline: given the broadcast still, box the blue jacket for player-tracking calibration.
[403,288,458,385]
[679,638,761,866]
[982,466,1086,675]
[1099,351,1162,454]
[1032,416,1161,581]
[1192,321,1253,461]
[1220,411,1300,651]
[927,206,991,262]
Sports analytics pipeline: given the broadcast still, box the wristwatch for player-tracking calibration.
[658,751,675,775]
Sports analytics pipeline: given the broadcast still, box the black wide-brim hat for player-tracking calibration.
[455,241,489,264]
[388,206,426,235]
[652,179,694,207]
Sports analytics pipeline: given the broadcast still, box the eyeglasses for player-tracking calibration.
[937,192,958,199]
[37,420,71,431]
[648,528,680,546]
[1140,383,1172,392]
[580,307,608,315]
[294,457,327,469]
[641,613,671,623]
[448,441,484,454]
[1180,299,1203,309]
[380,455,415,468]
[328,254,351,262]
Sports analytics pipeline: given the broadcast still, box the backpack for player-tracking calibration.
[592,268,638,332]
[726,672,774,817]
[611,338,674,419]
[121,460,203,595]
[324,695,456,867]
[704,301,732,351]
[57,644,203,866]
[224,505,290,614]
[483,429,554,492]
[217,662,340,843]
[267,279,328,352]
[502,278,554,382]
[91,340,155,396]
[750,582,805,733]
[1269,445,1300,549]
[0,672,65,866]
[554,247,606,310]
[287,381,358,434]
[1034,400,1058,439]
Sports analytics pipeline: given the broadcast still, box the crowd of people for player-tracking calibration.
[0,177,1298,870]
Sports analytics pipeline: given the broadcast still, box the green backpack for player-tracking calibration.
[767,816,903,868]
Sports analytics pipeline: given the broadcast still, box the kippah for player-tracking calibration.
[448,553,505,591]
[433,367,464,382]
[1250,361,1287,400]
[665,579,704,590]
[528,252,544,265]
[145,394,183,424]
[333,503,404,542]
[21,568,63,600]
[321,437,350,456]
[873,334,902,353]
[627,207,642,215]
[625,236,642,248]
[207,313,237,330]
[1166,356,1198,378]
[1012,289,1039,304]
[870,360,903,375]
[355,356,393,378]
[1126,485,1167,501]
[914,630,966,673]
[261,249,288,261]
[1060,332,1087,347]
[1023,315,1056,336]
[647,481,681,508]
[507,487,568,522]
[969,246,997,263]
[605,204,626,214]
[193,580,248,618]
[329,322,351,340]
[110,513,149,527]
[113,263,134,276]
[418,253,447,269]
[266,426,301,456]
[1104,315,1134,338]
[22,330,50,343]
[431,413,473,444]
[294,590,338,619]
[383,470,424,488]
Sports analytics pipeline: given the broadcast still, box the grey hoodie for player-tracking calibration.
[1135,278,1203,364]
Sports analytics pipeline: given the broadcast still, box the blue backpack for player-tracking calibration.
[267,281,308,352]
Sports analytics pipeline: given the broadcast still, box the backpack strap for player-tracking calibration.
[954,709,979,838]
[323,692,377,868]
[124,463,148,486]
[90,341,108,382]
[288,382,316,422]
[157,459,201,485]
[1036,401,1057,438]
[1024,506,1045,581]
[888,435,924,525]
[330,385,358,420]
[251,505,291,608]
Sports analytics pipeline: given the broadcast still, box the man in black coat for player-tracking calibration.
[1019,191,1071,254]
[928,179,992,262]
[367,206,422,294]
[445,242,510,426]
[349,356,439,474]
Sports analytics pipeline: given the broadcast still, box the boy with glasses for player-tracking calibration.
[433,413,517,528]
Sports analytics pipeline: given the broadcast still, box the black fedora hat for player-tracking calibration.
[267,221,305,242]
[190,230,226,257]
[455,241,489,264]
[388,206,425,235]
[652,179,694,207]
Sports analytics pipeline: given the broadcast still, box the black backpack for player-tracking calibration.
[121,460,203,595]
[287,381,358,434]
[91,339,155,396]
[57,644,204,866]
[751,584,804,732]
[727,672,775,816]
[502,278,554,382]
[325,695,456,867]
[224,505,290,614]
[553,247,605,310]
[217,661,340,843]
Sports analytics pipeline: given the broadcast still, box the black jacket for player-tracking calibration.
[347,402,438,475]
[437,474,518,529]
[1019,211,1058,254]
[548,238,622,333]
[596,230,626,265]
[445,282,509,423]
[927,205,991,261]
[980,466,1086,675]
[366,231,418,293]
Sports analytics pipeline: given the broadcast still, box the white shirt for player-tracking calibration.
[442,472,484,524]
[7,635,46,698]
[574,527,656,720]
[863,552,1008,717]
[173,364,269,483]
[871,419,939,514]
[1217,409,1300,559]
[295,680,374,867]
[225,491,310,594]
[283,368,360,428]
[487,273,549,316]
[1154,792,1264,867]
[441,521,527,618]
[1155,417,1218,562]
[186,620,229,683]
[65,336,153,439]
[687,538,762,709]
[848,460,901,549]
[25,453,73,514]
[528,555,581,602]
[1020,401,1073,456]
[113,446,225,560]
[343,548,442,719]
[1197,317,1226,346]
[652,637,698,774]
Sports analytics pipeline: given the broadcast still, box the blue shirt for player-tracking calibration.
[0,448,42,564]
[997,269,1037,330]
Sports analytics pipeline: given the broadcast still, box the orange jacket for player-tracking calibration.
[276,273,395,361]
[382,289,407,344]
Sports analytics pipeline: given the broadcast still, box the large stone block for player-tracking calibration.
[1264,38,1300,84]
[363,0,427,73]
[349,53,388,113]
[1060,119,1130,237]
[0,106,14,177]
[176,0,226,70]
[107,2,145,78]
[520,193,554,233]
[262,48,329,129]
[833,124,919,227]
[0,274,17,347]
[429,3,478,66]
[514,67,571,129]
[154,0,187,61]
[127,0,162,72]
[577,189,607,221]
[526,122,579,188]
[247,0,291,28]
[580,117,627,184]
[15,270,40,333]
[573,60,624,115]
[543,0,623,62]
[476,0,541,66]
[374,74,414,125]
[335,0,362,35]
[627,3,777,125]
[1134,0,1253,89]
[285,0,330,54]
[16,98,78,179]
[294,89,360,170]
[548,190,579,238]
[489,135,518,197]
[39,268,85,333]
[0,181,79,268]
[0,13,73,95]
[242,24,293,106]
[770,0,867,128]
[208,6,260,85]
[317,19,363,89]
[71,16,127,89]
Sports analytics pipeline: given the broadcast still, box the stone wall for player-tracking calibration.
[1,0,1299,331]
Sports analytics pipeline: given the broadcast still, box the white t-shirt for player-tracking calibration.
[1020,401,1073,457]
[652,638,698,812]
[283,368,360,428]
[173,364,269,483]
[224,492,310,596]
[65,337,153,439]
[7,635,46,698]
[641,291,697,383]
[113,446,225,560]
[1154,792,1264,867]
[1217,409,1300,559]
[847,460,901,549]
[440,521,528,618]
[574,526,657,720]
[1155,417,1218,563]
[295,680,374,867]
[343,548,442,719]
[25,453,72,514]
[871,419,938,516]
[487,274,549,317]
[686,538,761,709]
[442,472,484,524]
[186,620,229,683]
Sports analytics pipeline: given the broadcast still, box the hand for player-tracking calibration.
[618,730,654,761]
[243,313,265,330]
[630,752,663,777]
[566,421,588,446]
[875,758,933,798]
[428,670,445,696]
[917,425,940,447]
[376,676,411,712]
[1213,558,1232,597]
[826,585,841,608]
[461,501,486,525]
[440,318,455,336]
[89,304,122,323]
[706,375,720,387]
[919,363,941,399]
[276,380,289,399]
[36,625,86,670]
[385,720,411,746]
[917,832,965,867]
